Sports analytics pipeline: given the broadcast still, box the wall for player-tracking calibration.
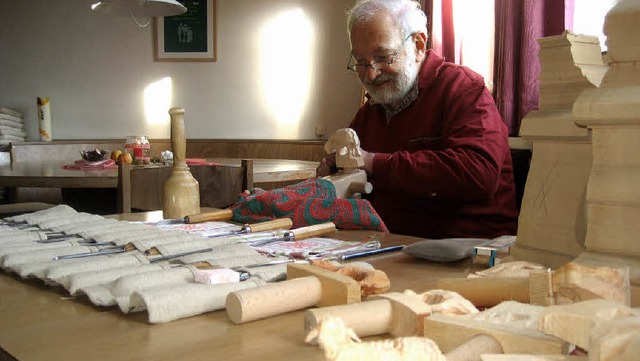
[0,0,362,141]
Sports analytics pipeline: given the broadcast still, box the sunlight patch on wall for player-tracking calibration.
[259,8,315,138]
[143,77,173,137]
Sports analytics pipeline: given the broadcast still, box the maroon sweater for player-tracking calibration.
[350,50,518,239]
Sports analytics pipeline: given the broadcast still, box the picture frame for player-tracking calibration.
[153,0,217,62]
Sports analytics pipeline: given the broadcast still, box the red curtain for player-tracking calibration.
[424,0,574,135]
[424,0,456,62]
[493,0,574,135]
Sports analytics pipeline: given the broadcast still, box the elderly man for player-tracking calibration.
[320,0,518,239]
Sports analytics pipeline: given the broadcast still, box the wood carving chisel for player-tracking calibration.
[338,245,405,261]
[155,209,234,225]
[205,218,293,238]
[249,222,337,247]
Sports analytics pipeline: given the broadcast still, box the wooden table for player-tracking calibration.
[0,211,472,361]
[0,158,319,199]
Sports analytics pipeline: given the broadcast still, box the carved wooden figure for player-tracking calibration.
[514,32,607,267]
[322,128,372,199]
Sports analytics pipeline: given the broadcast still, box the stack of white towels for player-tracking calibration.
[0,107,27,145]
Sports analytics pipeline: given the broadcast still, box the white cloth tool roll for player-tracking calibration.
[36,213,105,230]
[46,252,151,287]
[61,218,120,235]
[81,266,197,309]
[68,263,172,296]
[133,280,266,324]
[1,245,98,270]
[5,204,77,223]
[0,240,87,256]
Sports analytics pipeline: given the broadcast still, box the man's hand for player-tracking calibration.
[316,153,337,177]
[361,149,375,176]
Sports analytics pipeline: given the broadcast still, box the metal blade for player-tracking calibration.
[154,217,187,226]
[52,247,126,260]
[149,248,214,263]
[38,236,91,244]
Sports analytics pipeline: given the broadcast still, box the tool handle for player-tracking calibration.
[249,218,293,233]
[185,209,233,224]
[146,247,160,255]
[291,222,336,241]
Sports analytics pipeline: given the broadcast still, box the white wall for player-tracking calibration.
[0,0,362,140]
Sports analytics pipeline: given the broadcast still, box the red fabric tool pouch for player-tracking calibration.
[229,178,388,232]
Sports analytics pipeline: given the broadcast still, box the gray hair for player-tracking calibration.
[346,0,428,43]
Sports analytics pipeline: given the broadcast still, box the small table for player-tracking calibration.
[0,158,319,202]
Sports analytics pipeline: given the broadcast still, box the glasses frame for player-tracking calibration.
[347,33,414,73]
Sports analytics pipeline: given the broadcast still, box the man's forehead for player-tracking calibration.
[350,18,402,55]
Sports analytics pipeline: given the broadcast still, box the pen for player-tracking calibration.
[339,245,404,261]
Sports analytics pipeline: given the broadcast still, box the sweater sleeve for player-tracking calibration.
[367,72,510,202]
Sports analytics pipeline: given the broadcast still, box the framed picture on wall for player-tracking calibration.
[154,0,217,62]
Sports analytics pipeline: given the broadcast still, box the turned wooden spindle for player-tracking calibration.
[163,107,200,219]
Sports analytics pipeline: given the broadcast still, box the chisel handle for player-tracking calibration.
[248,218,293,233]
[291,222,336,241]
[185,209,233,224]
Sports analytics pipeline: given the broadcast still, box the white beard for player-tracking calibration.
[363,51,420,106]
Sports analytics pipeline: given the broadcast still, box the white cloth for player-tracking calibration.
[131,231,208,250]
[6,204,77,223]
[68,263,171,296]
[60,218,120,235]
[37,213,105,231]
[81,266,197,308]
[1,245,97,270]
[0,231,49,243]
[0,240,85,257]
[151,234,245,256]
[46,252,150,287]
[133,280,266,324]
[0,125,26,137]
[0,118,24,129]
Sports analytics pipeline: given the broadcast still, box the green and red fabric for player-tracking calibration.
[230,178,388,232]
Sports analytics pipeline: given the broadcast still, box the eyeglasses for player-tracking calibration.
[347,34,414,73]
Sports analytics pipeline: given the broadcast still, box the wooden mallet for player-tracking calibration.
[226,262,362,324]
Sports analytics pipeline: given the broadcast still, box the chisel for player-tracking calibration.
[205,218,293,239]
[249,222,337,247]
[144,218,296,255]
[155,209,234,225]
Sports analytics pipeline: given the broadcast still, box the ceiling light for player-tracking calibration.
[91,0,187,18]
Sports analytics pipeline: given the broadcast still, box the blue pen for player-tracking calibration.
[339,245,404,261]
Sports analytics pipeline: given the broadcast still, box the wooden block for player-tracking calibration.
[590,316,640,361]
[552,262,630,306]
[424,301,571,354]
[436,277,530,308]
[538,299,638,350]
[287,263,361,307]
[322,169,370,199]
